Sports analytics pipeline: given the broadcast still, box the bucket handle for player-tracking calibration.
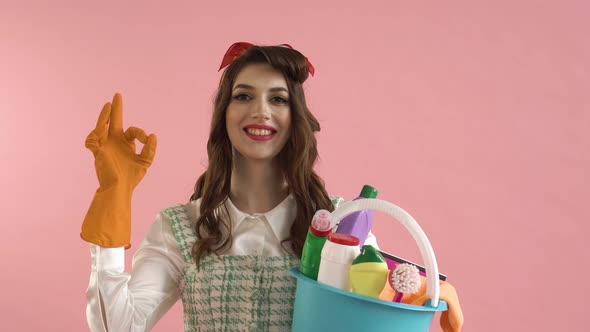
[330,198,441,307]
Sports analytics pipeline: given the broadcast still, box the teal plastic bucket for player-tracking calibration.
[290,199,448,332]
[289,268,447,332]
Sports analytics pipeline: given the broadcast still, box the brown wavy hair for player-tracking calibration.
[189,45,333,267]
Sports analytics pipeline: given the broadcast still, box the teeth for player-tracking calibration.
[246,128,273,136]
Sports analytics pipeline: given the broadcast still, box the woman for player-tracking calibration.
[81,43,379,331]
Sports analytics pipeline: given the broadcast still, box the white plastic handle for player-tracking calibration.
[330,199,440,307]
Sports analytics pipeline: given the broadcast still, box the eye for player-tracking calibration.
[232,94,252,101]
[271,96,288,104]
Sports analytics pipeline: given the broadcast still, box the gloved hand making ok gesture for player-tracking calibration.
[80,93,157,249]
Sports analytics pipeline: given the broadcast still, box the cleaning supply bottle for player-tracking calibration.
[300,209,332,280]
[349,245,389,299]
[317,233,360,291]
[335,184,378,247]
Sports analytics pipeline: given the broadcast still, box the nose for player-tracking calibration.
[251,98,271,120]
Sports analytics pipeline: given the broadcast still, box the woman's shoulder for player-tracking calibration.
[159,198,202,227]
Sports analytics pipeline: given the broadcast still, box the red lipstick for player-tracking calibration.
[244,124,277,131]
[243,124,277,141]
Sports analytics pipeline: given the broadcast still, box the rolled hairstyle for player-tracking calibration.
[189,45,333,267]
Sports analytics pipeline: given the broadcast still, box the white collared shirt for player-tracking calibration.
[85,195,379,331]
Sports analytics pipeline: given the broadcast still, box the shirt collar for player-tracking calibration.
[224,194,296,242]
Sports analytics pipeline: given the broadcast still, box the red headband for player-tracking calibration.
[218,42,315,76]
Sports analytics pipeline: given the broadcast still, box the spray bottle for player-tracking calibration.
[300,209,332,280]
[335,184,378,246]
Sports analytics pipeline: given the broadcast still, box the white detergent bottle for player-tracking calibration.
[317,233,360,291]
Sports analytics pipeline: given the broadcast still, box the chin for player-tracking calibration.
[243,153,280,162]
[235,148,282,162]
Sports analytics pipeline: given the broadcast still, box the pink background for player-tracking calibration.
[1,0,588,331]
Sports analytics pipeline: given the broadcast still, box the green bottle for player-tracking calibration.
[300,209,332,280]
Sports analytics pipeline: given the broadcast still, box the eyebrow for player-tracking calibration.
[233,84,288,94]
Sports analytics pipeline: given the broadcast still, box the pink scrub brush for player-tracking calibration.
[389,263,421,303]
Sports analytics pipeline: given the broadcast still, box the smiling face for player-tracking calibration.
[225,63,292,162]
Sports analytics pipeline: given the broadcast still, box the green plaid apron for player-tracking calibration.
[164,204,299,332]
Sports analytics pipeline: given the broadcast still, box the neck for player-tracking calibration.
[229,154,289,215]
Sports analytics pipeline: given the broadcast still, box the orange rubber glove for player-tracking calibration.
[379,276,464,332]
[405,278,463,332]
[80,93,157,249]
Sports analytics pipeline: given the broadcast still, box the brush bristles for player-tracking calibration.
[391,263,421,294]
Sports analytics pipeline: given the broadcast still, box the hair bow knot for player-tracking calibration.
[218,42,315,76]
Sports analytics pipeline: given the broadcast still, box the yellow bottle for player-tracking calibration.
[349,245,389,299]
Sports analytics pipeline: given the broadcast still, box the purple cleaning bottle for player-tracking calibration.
[335,185,378,247]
